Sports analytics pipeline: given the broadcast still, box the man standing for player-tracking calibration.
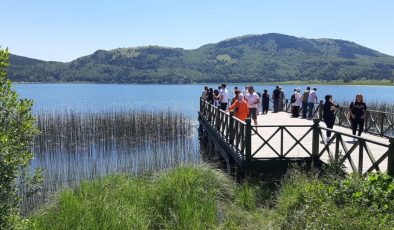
[219,83,229,110]
[307,88,318,119]
[301,87,310,118]
[278,86,285,111]
[245,86,260,125]
[272,86,280,112]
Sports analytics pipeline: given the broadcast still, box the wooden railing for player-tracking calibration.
[199,99,394,176]
[278,99,394,137]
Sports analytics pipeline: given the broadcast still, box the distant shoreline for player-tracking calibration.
[13,80,394,86]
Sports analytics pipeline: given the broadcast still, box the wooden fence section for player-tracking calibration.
[199,99,394,176]
[280,99,394,138]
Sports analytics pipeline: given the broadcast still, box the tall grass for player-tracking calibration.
[30,165,237,230]
[23,109,199,213]
[31,165,392,229]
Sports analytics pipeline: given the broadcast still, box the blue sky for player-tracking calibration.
[2,0,394,62]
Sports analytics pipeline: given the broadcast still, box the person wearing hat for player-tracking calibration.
[291,87,301,117]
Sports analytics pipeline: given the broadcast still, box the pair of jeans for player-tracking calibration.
[307,102,314,118]
[302,102,308,118]
[324,118,335,137]
[273,99,279,112]
[351,118,364,136]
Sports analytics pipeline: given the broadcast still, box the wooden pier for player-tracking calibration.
[198,99,394,177]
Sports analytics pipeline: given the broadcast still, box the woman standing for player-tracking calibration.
[323,94,339,142]
[349,94,367,139]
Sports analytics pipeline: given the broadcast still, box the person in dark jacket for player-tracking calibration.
[261,89,270,114]
[272,86,280,112]
[207,88,214,104]
[349,94,367,140]
[323,94,339,142]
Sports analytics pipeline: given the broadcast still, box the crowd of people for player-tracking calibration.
[201,84,367,141]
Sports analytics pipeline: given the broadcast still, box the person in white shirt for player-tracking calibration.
[244,86,260,125]
[291,87,302,117]
[307,88,318,119]
[219,83,229,110]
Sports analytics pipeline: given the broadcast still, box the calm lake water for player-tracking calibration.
[14,83,394,117]
[13,83,394,212]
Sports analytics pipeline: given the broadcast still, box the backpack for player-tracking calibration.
[290,94,296,103]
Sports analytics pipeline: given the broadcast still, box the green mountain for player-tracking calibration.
[8,33,394,83]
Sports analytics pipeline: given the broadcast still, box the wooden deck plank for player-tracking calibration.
[251,111,390,173]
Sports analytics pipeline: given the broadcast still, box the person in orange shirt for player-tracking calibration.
[227,92,249,122]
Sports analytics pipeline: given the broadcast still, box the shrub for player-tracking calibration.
[0,48,40,229]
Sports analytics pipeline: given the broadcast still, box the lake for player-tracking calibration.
[14,83,394,117]
[13,83,394,212]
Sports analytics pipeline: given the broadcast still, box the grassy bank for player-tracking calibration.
[256,79,394,86]
[196,79,394,86]
[28,165,394,229]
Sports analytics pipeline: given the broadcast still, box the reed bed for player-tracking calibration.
[24,109,200,213]
[34,109,193,154]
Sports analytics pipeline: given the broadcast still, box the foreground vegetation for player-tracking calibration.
[29,165,394,230]
[1,48,40,229]
[23,109,197,214]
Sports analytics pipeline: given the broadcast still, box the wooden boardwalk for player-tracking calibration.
[198,99,394,176]
[251,112,390,173]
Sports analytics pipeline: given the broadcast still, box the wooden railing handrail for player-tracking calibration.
[199,98,394,176]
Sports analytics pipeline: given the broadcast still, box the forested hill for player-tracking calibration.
[8,33,394,83]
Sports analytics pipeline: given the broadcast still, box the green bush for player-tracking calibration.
[274,171,394,229]
[0,48,40,229]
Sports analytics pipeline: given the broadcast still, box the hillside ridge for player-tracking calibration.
[8,33,394,83]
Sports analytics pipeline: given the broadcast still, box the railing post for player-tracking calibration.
[358,139,364,174]
[388,138,394,176]
[280,127,284,157]
[245,118,252,163]
[318,100,323,120]
[228,111,234,145]
[215,106,221,131]
[364,110,369,132]
[312,118,320,161]
[380,113,385,136]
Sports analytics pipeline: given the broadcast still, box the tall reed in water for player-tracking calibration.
[24,109,199,213]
